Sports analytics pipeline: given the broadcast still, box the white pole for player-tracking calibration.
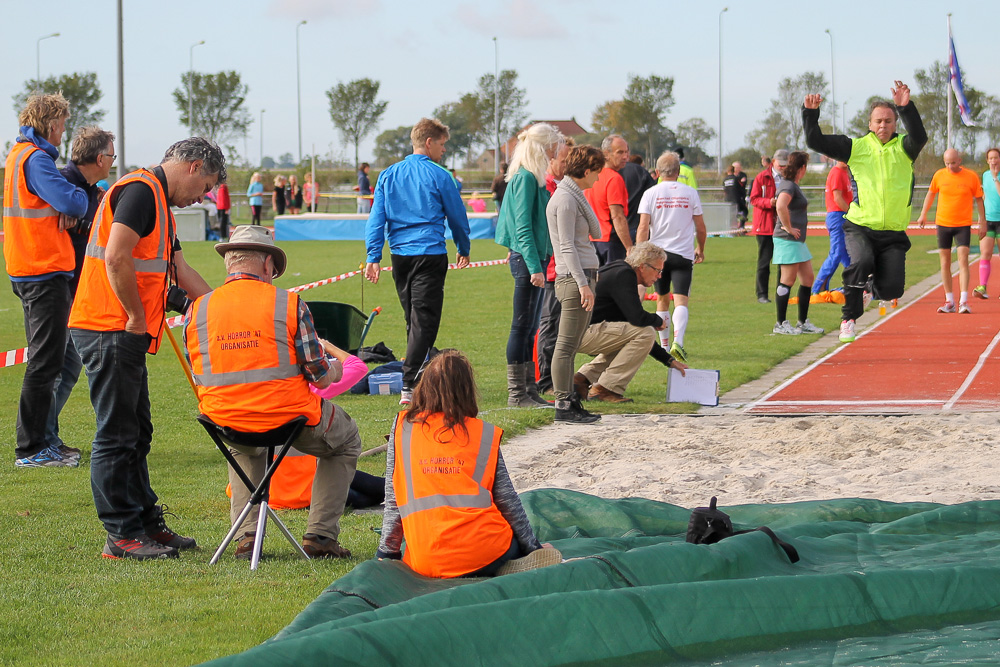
[947,14,953,150]
[189,40,204,135]
[493,37,499,173]
[296,20,307,164]
[717,7,727,175]
[116,3,124,179]
[826,29,836,134]
[36,33,60,88]
[259,109,265,167]
[311,143,316,213]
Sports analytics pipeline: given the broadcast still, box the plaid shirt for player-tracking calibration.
[182,272,331,383]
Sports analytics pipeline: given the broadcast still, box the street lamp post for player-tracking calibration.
[189,40,205,135]
[493,37,499,174]
[36,32,60,86]
[825,29,836,134]
[116,0,125,178]
[717,7,728,175]
[296,20,307,164]
[260,109,265,167]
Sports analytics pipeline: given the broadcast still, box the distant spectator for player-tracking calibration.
[287,174,302,214]
[450,168,464,193]
[215,182,231,239]
[303,171,318,213]
[674,146,698,189]
[357,163,371,214]
[468,192,487,213]
[491,161,509,212]
[272,174,286,216]
[247,172,263,225]
[749,149,789,303]
[732,161,749,227]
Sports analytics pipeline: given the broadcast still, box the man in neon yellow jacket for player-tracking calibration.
[802,81,927,343]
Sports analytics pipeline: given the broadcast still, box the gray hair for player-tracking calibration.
[625,242,667,269]
[162,137,227,183]
[655,151,681,178]
[223,249,268,273]
[71,126,115,165]
[601,134,624,153]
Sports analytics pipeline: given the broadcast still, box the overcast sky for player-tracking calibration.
[2,0,997,170]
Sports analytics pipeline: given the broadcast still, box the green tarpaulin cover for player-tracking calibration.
[205,489,1000,666]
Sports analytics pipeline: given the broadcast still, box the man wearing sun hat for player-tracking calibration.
[184,225,360,560]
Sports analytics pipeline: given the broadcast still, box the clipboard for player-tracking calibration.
[666,368,720,406]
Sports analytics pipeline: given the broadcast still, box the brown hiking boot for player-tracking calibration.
[588,383,633,403]
[573,373,592,400]
[234,533,256,560]
[302,534,351,559]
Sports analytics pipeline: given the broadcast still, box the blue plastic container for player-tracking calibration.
[368,372,403,395]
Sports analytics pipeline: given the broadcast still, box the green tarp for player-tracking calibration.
[205,489,1000,666]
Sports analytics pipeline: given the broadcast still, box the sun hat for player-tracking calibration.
[214,225,287,277]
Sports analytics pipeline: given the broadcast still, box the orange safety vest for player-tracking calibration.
[184,278,322,432]
[226,448,316,510]
[2,141,75,277]
[68,169,173,353]
[393,412,512,578]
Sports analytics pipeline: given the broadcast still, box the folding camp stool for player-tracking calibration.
[197,414,310,570]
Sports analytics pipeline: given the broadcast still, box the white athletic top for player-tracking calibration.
[637,180,703,260]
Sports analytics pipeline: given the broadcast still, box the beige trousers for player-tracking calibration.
[576,321,657,395]
[227,400,361,541]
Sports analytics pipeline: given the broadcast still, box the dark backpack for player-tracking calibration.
[686,496,800,563]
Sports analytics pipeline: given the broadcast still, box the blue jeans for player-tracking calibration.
[44,334,84,448]
[12,276,72,459]
[506,252,544,364]
[814,211,851,293]
[72,329,159,539]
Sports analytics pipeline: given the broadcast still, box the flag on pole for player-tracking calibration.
[948,28,975,126]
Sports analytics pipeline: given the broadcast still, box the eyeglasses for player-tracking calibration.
[644,263,663,276]
[102,153,117,162]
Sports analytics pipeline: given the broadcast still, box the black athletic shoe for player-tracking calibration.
[555,407,601,424]
[144,504,197,550]
[102,534,178,560]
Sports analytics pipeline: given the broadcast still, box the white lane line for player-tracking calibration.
[943,329,1000,411]
[759,399,942,406]
[744,281,942,413]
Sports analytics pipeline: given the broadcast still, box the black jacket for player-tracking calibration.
[592,260,675,366]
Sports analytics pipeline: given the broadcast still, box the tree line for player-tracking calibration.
[14,61,1000,175]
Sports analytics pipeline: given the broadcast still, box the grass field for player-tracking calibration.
[0,233,941,665]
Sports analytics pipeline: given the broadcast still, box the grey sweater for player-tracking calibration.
[547,178,600,287]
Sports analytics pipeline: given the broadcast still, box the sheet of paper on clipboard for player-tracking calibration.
[666,368,720,406]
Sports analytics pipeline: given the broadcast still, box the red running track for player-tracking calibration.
[747,259,1000,415]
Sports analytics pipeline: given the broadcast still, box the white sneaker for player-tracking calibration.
[862,290,873,309]
[796,320,825,334]
[839,319,856,343]
[958,302,971,314]
[399,389,412,406]
[773,321,800,335]
[937,302,956,314]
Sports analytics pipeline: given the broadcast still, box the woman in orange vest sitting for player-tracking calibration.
[376,350,561,578]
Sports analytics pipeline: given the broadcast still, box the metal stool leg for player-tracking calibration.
[265,505,310,560]
[250,501,269,571]
[211,501,256,565]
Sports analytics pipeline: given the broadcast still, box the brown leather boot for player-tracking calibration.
[587,383,633,403]
[573,373,592,400]
[302,534,352,559]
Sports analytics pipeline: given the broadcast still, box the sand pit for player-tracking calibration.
[502,412,1000,508]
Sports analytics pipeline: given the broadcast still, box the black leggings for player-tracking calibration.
[251,205,262,225]
[346,469,385,509]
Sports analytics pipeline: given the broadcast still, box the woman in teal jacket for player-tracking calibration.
[494,123,563,407]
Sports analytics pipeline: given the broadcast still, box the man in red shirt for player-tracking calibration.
[813,161,853,296]
[917,148,985,314]
[586,135,631,265]
[749,149,788,303]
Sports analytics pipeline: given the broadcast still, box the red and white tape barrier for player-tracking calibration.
[4,258,509,367]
